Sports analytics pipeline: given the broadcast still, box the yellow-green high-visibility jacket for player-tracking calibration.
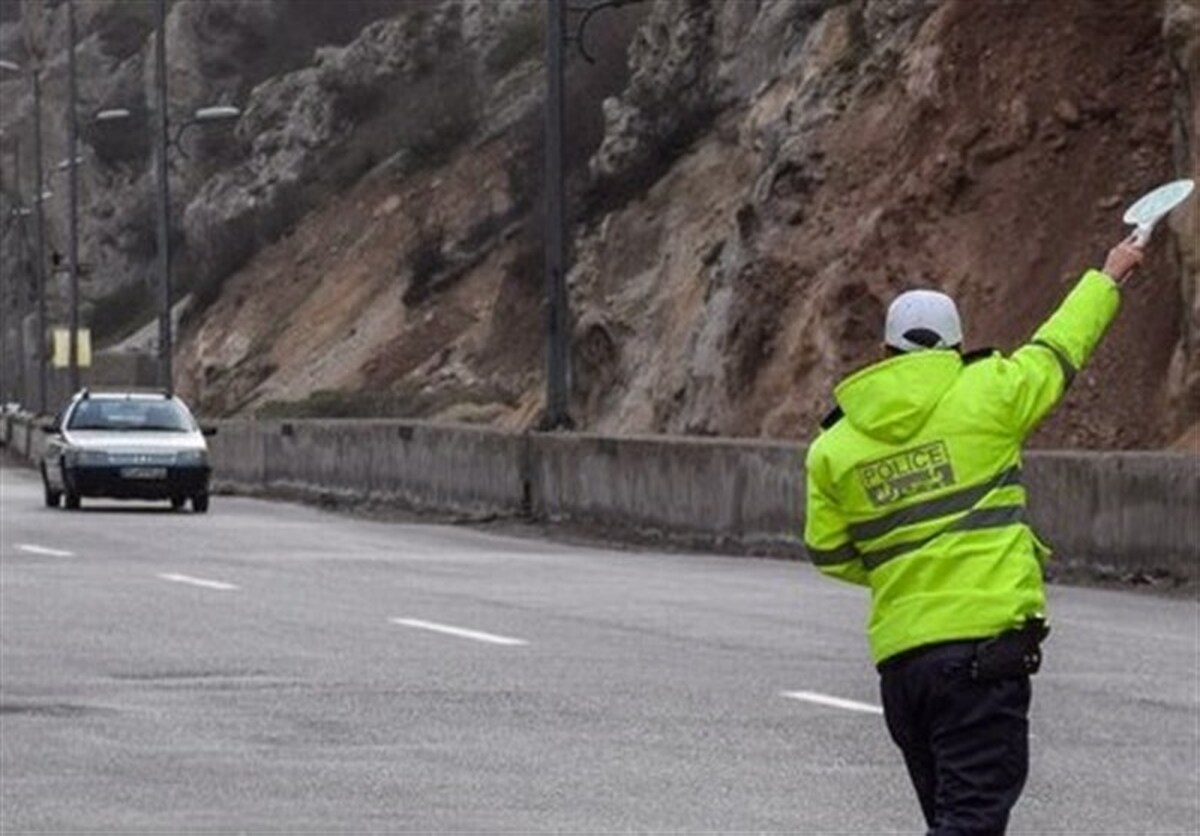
[804,269,1120,665]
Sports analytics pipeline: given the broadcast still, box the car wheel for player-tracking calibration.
[170,496,186,511]
[41,465,61,508]
[64,491,81,510]
[192,493,209,514]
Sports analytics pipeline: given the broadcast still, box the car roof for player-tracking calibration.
[65,391,195,415]
[81,393,171,400]
[71,390,176,402]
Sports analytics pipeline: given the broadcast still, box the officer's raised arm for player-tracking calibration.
[1001,236,1141,437]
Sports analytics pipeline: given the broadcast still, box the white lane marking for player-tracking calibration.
[17,544,75,557]
[157,573,239,591]
[390,618,528,646]
[782,690,883,715]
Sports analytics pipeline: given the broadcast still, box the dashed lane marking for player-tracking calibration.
[16,544,75,557]
[157,573,239,591]
[782,690,883,715]
[390,618,528,646]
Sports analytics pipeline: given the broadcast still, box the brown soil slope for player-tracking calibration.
[748,0,1181,448]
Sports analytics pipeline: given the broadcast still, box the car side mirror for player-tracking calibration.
[200,426,218,437]
[40,422,59,435]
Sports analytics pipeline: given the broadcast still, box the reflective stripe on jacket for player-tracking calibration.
[804,269,1120,665]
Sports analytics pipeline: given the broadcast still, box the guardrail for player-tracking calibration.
[4,413,1196,584]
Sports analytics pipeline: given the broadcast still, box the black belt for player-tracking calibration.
[877,639,983,674]
[878,618,1049,681]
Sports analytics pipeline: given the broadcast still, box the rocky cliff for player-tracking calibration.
[2,0,1196,448]
[0,0,399,341]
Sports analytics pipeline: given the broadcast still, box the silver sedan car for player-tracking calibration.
[41,390,215,512]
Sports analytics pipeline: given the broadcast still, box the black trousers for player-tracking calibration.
[879,641,1032,836]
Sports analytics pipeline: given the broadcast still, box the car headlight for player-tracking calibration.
[72,450,109,466]
[175,450,207,466]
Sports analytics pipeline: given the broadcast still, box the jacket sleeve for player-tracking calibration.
[804,444,868,586]
[1000,269,1120,437]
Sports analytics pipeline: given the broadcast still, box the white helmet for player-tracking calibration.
[885,289,963,353]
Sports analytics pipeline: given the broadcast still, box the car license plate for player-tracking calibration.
[121,467,167,480]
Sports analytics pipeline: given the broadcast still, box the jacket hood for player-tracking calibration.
[834,351,962,443]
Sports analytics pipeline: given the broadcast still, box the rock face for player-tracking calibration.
[170,0,642,417]
[3,0,1195,450]
[1165,0,1199,443]
[181,5,476,300]
[0,0,397,344]
[589,0,720,185]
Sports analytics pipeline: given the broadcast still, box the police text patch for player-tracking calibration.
[857,441,956,507]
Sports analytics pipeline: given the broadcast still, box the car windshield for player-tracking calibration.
[66,399,193,432]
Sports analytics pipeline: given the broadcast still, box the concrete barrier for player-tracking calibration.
[7,415,33,461]
[1024,452,1199,581]
[210,419,528,517]
[532,432,803,551]
[5,414,1197,584]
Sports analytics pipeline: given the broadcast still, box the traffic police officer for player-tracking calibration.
[803,236,1145,834]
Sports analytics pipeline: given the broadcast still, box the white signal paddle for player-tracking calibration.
[1123,179,1194,246]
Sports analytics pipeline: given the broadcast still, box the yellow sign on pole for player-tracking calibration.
[51,328,92,369]
[78,329,92,368]
[51,328,68,368]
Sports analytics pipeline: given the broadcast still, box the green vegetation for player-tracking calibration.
[486,8,544,76]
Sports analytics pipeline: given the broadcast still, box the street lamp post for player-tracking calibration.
[67,0,80,395]
[8,0,236,407]
[0,57,47,414]
[0,134,17,405]
[31,63,46,414]
[540,0,644,430]
[94,93,239,396]
[94,1,236,397]
[144,0,240,395]
[8,137,28,406]
[543,0,569,430]
[153,0,172,394]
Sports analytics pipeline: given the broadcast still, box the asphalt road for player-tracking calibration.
[1,463,1196,834]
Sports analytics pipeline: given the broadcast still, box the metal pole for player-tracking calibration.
[543,0,571,429]
[32,65,47,414]
[0,147,5,405]
[67,0,80,395]
[153,0,173,394]
[0,140,9,405]
[12,137,27,407]
[0,137,4,404]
